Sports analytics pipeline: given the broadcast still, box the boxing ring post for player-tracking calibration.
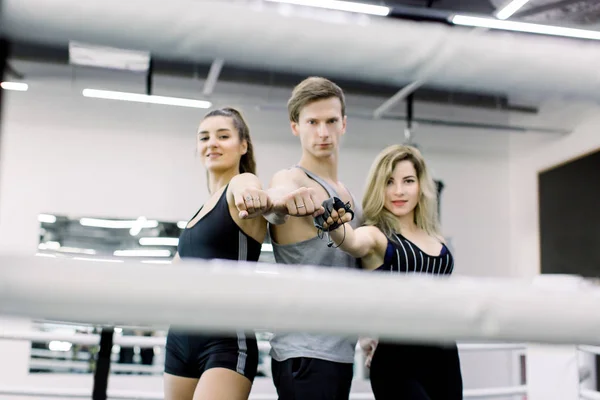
[92,327,114,400]
[0,35,7,214]
[524,275,599,400]
[0,32,35,390]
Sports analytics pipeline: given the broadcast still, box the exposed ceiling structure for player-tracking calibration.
[492,0,600,27]
[378,0,600,28]
[1,0,600,129]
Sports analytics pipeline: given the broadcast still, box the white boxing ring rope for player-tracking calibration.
[2,255,600,345]
[1,255,599,399]
[581,390,600,400]
[0,330,528,352]
[0,387,529,400]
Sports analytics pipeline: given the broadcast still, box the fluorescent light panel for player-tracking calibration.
[82,89,212,109]
[38,214,57,224]
[57,247,97,255]
[139,237,179,246]
[39,241,61,251]
[496,0,529,20]
[72,257,124,263]
[35,253,57,258]
[265,0,389,16]
[1,82,28,91]
[451,15,600,41]
[177,221,188,229]
[114,249,172,257]
[80,217,158,229]
[49,341,73,352]
[142,260,172,265]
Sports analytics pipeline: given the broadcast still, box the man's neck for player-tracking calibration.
[298,153,338,183]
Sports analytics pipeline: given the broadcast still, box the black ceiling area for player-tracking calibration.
[385,0,495,12]
[5,40,532,115]
[367,0,600,25]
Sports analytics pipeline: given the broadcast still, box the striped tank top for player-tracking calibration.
[377,233,454,276]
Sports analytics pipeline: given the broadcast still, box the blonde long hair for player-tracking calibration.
[362,145,440,239]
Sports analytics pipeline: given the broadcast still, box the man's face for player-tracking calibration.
[291,97,346,159]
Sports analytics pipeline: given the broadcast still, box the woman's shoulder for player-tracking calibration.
[359,224,390,246]
[360,224,386,235]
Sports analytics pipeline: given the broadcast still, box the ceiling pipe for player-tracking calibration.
[2,1,600,102]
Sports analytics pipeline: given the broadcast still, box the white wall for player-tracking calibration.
[0,81,546,396]
[0,86,517,278]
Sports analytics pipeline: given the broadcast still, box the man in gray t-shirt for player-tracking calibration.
[264,77,360,400]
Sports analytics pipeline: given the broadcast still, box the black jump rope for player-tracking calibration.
[313,197,355,248]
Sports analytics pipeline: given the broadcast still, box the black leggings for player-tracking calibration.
[369,342,463,400]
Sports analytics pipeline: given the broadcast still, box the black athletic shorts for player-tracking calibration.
[271,357,354,400]
[165,330,258,381]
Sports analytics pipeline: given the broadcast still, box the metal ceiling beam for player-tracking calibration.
[373,27,485,119]
[203,58,224,96]
[373,0,514,120]
[373,80,421,119]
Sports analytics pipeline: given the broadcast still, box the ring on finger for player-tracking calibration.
[297,204,305,208]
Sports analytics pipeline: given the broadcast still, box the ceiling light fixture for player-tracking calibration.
[451,15,600,41]
[82,89,212,109]
[80,217,159,231]
[139,237,179,246]
[1,82,28,91]
[114,249,172,257]
[38,214,57,224]
[264,0,389,16]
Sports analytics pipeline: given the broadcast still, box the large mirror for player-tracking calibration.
[33,213,275,376]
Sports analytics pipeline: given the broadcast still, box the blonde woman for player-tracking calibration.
[320,144,463,400]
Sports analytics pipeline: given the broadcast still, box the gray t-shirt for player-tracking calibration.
[269,167,362,363]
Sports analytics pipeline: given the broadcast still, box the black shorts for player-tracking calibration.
[165,330,258,381]
[369,342,463,400]
[271,357,353,400]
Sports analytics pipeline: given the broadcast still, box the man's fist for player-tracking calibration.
[272,187,324,217]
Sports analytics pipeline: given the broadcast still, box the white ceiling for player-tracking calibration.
[2,0,600,105]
